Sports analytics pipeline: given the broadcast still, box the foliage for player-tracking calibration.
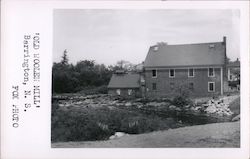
[52,50,113,93]
[52,50,138,93]
[171,96,192,107]
[51,105,113,142]
[174,82,191,98]
[171,82,193,107]
[51,105,178,142]
[108,60,137,72]
[61,49,69,65]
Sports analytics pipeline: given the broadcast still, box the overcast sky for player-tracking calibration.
[53,9,240,66]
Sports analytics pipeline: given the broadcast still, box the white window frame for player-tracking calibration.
[169,69,175,78]
[208,82,215,92]
[152,69,157,78]
[208,68,215,77]
[128,89,132,96]
[116,89,121,95]
[188,68,195,77]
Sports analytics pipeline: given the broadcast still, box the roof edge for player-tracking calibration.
[149,41,224,48]
[144,64,225,69]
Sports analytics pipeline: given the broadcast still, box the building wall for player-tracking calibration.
[144,67,222,97]
[108,88,141,98]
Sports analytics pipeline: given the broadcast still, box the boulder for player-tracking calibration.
[109,132,127,140]
[137,104,143,108]
[169,105,177,110]
[232,114,240,122]
[194,106,201,111]
[116,103,124,106]
[109,135,116,140]
[125,102,132,107]
[205,105,217,113]
[135,98,143,102]
[175,107,182,111]
[114,132,126,137]
[157,102,167,107]
[146,102,158,106]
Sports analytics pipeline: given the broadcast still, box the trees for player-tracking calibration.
[61,49,69,65]
[110,60,136,72]
[52,62,77,93]
[52,50,138,93]
[52,50,113,93]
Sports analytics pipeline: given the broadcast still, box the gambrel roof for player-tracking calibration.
[108,73,140,88]
[144,41,226,68]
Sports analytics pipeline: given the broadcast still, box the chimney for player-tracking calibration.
[223,36,226,45]
[157,42,168,46]
[153,46,159,51]
[223,36,227,77]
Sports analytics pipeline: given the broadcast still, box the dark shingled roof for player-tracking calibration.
[227,60,240,67]
[108,73,140,88]
[144,42,226,68]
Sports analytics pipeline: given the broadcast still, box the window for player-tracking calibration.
[189,82,194,90]
[170,82,174,90]
[152,83,157,90]
[128,89,132,95]
[152,69,157,78]
[116,89,121,95]
[209,44,215,48]
[169,69,175,78]
[153,46,158,51]
[229,74,233,81]
[208,68,214,77]
[188,68,194,77]
[208,82,215,92]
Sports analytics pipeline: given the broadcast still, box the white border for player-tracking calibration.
[188,68,195,77]
[1,1,249,159]
[169,69,175,78]
[208,81,215,92]
[208,68,215,77]
[152,69,157,78]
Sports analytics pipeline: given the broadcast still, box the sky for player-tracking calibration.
[53,9,240,66]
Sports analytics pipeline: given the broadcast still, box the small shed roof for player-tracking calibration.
[144,42,226,68]
[108,73,140,89]
[227,60,240,67]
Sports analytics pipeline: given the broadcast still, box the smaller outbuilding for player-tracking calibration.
[107,70,141,98]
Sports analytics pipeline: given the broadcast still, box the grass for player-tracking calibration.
[51,103,179,142]
[51,94,238,142]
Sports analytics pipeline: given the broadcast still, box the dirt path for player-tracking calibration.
[52,121,240,148]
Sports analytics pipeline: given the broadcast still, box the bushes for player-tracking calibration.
[51,107,114,142]
[171,95,193,107]
[51,106,178,142]
[171,83,194,108]
[120,116,175,134]
[52,60,112,94]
